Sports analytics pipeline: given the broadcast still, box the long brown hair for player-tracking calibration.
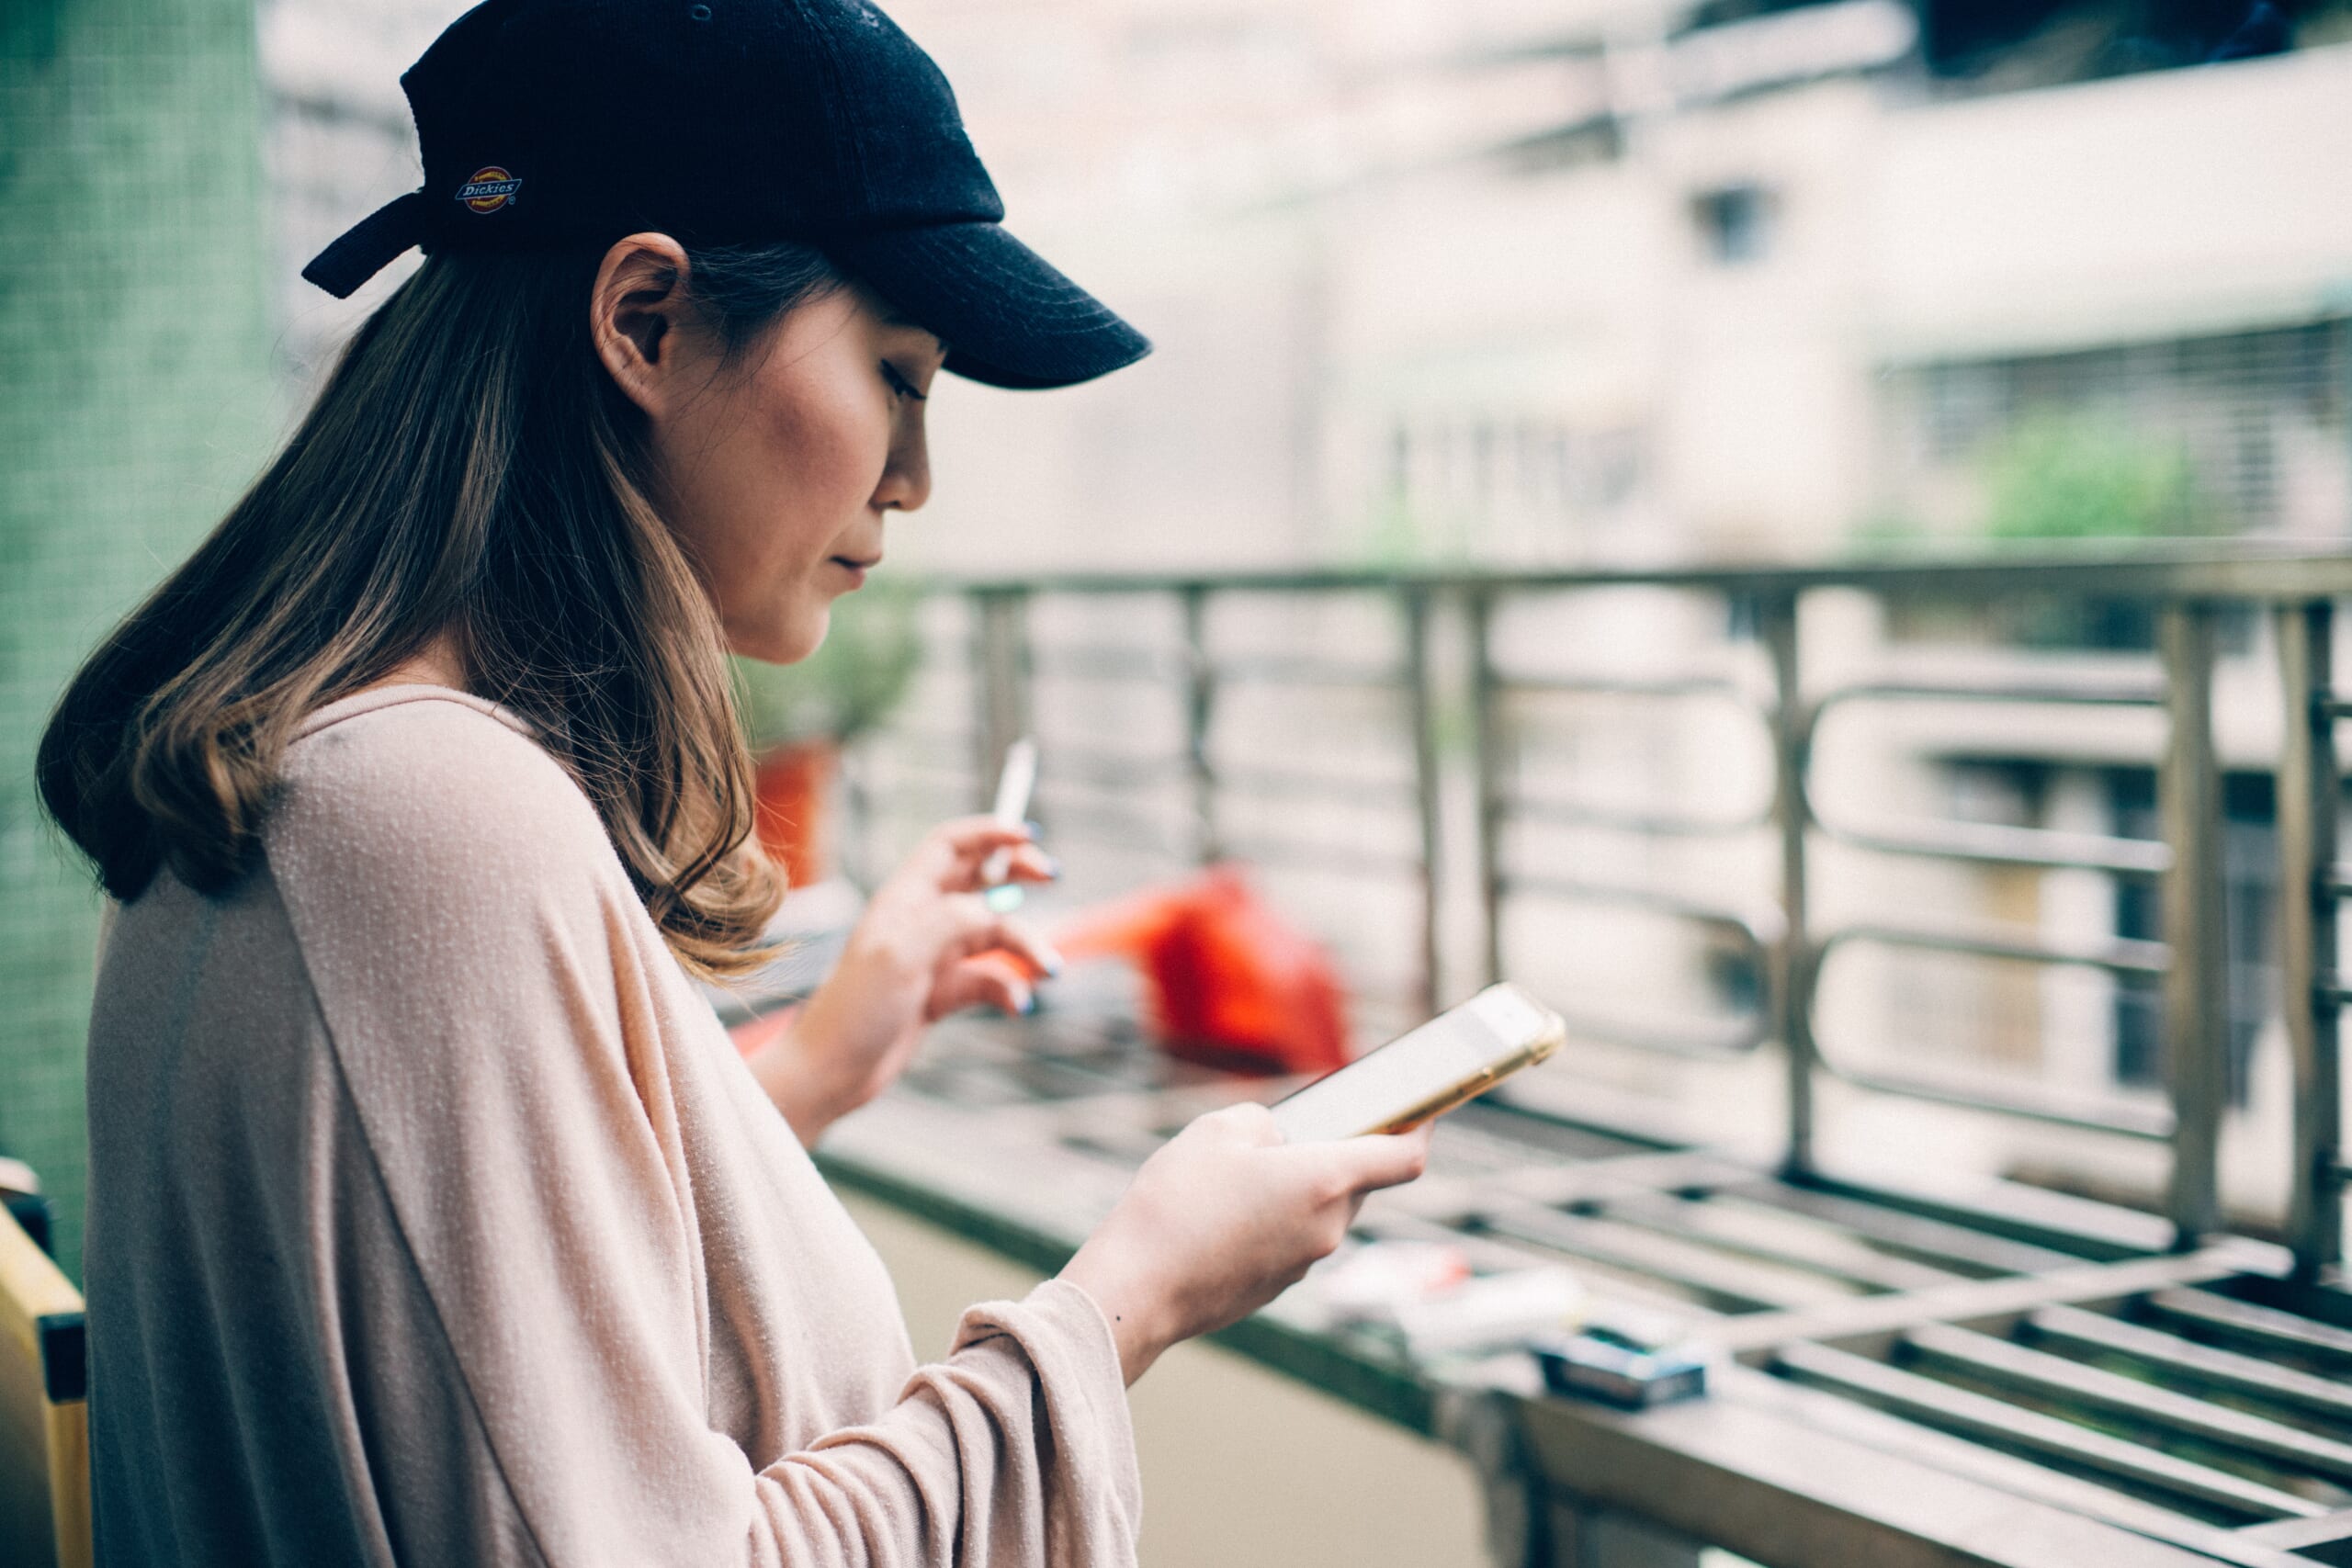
[37,241,843,980]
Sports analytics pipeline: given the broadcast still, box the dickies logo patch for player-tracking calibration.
[456,166,523,213]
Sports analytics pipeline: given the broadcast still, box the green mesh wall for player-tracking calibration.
[1,0,278,1282]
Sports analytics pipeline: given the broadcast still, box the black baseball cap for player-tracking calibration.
[302,0,1150,389]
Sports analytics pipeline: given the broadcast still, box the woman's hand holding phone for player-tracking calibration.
[1058,1102,1431,1385]
[752,815,1061,1145]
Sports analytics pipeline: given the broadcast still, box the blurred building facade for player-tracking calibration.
[253,0,2352,573]
[254,1,2352,570]
[868,0,2352,574]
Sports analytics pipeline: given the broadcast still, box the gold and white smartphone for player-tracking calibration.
[1270,983,1566,1144]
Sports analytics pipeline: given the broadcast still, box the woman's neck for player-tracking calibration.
[355,634,469,697]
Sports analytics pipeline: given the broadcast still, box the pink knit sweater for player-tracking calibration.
[84,685,1140,1566]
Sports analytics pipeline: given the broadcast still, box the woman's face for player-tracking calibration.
[593,236,947,664]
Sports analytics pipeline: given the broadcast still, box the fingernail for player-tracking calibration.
[1024,818,1046,840]
[1019,991,1039,1015]
[985,884,1025,913]
[1040,942,1066,977]
[1041,853,1063,881]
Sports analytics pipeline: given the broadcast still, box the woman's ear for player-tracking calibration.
[592,232,696,419]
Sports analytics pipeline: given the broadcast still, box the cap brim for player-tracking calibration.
[829,222,1150,390]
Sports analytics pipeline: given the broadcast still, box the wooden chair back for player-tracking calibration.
[0,1201,88,1568]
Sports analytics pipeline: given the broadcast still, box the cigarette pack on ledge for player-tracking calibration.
[1531,1332,1710,1409]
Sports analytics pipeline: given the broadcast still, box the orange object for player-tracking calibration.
[752,739,837,886]
[1051,865,1352,1076]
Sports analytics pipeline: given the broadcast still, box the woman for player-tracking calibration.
[36,1,1429,1563]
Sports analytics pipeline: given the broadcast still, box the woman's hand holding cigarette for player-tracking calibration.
[752,815,1060,1145]
[1059,1103,1432,1385]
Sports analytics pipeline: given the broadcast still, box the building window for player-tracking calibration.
[1692,183,1773,265]
[2109,767,2276,1107]
[1880,321,2352,540]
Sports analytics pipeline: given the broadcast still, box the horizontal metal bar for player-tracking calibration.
[1815,919,2170,976]
[1360,1209,1719,1327]
[1774,1342,2324,1521]
[921,544,2352,603]
[1814,818,2172,877]
[1482,1203,1861,1314]
[1480,1070,1713,1156]
[1815,675,2165,710]
[1504,795,1769,838]
[2026,1305,2352,1425]
[1815,1063,2176,1141]
[1519,1359,2294,1568]
[1027,646,1184,682]
[1494,673,1755,701]
[2144,1289,2352,1366]
[1730,1364,2324,1568]
[1902,1323,2352,1483]
[1551,1007,1769,1061]
[1210,655,1406,688]
[2173,1279,2352,1335]
[1710,1247,2253,1355]
[1497,873,1785,946]
[2238,1509,2352,1552]
[1601,1191,1969,1293]
[1491,1150,1760,1212]
[1211,765,1419,809]
[1719,1180,2092,1278]
[1794,1159,2186,1261]
[1213,837,1426,879]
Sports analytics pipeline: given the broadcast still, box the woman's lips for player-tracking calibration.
[829,555,879,587]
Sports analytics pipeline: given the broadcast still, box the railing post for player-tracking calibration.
[2159,604,2228,1247]
[1760,591,1816,1179]
[1405,585,1444,1018]
[1181,585,1220,864]
[1470,589,1506,990]
[973,588,1031,810]
[2278,601,2343,1280]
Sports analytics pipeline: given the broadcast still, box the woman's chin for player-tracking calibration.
[729,606,832,667]
[773,606,832,665]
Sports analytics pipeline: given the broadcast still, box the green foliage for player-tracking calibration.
[1847,508,1929,553]
[1356,490,1482,571]
[731,582,922,749]
[1360,491,1428,569]
[1979,412,2208,543]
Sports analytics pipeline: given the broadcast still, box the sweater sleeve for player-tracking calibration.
[769,1281,1140,1567]
[268,697,1141,1568]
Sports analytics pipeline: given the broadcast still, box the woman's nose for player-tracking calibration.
[876,424,932,513]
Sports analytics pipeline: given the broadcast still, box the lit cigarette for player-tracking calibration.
[979,737,1036,904]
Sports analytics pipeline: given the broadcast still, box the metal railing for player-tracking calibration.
[864,546,2352,1280]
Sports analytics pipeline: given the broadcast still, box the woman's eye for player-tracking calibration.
[880,362,925,402]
